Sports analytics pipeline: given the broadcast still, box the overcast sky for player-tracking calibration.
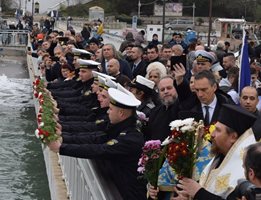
[15,0,62,14]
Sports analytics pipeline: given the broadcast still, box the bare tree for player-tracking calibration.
[0,0,17,12]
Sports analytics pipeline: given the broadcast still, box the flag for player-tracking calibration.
[238,29,251,94]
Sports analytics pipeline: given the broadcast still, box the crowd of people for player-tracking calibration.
[27,21,261,200]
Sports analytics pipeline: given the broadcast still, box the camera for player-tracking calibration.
[229,179,261,200]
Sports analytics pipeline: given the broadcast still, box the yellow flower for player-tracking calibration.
[204,133,211,141]
[203,124,215,141]
[209,125,216,134]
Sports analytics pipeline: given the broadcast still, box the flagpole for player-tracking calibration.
[238,28,251,94]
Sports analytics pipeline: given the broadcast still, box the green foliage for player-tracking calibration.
[196,18,204,25]
[1,0,16,12]
[254,5,261,22]
[58,0,261,22]
[59,0,117,17]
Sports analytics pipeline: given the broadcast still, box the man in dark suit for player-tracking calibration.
[100,43,133,79]
[174,69,233,126]
[129,45,147,78]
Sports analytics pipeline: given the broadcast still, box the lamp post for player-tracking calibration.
[192,3,195,26]
[138,0,141,18]
[183,3,196,27]
[32,0,35,24]
[162,0,165,44]
[207,0,212,47]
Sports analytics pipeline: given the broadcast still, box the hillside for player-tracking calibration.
[59,0,117,17]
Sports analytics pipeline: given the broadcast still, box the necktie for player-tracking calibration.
[132,64,137,73]
[204,106,210,125]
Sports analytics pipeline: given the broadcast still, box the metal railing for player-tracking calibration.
[59,156,122,200]
[0,30,28,47]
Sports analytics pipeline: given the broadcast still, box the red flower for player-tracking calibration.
[37,116,42,123]
[39,99,44,105]
[39,106,43,113]
[35,79,40,85]
[34,91,38,98]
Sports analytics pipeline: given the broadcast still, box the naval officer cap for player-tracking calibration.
[117,83,136,98]
[92,71,100,81]
[218,104,257,136]
[98,76,117,90]
[108,88,141,109]
[128,75,155,94]
[92,71,116,81]
[195,50,215,64]
[72,48,92,59]
[77,59,100,69]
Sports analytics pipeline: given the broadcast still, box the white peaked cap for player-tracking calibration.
[117,83,135,98]
[98,76,117,90]
[136,75,155,89]
[98,76,106,86]
[72,48,92,55]
[108,88,141,109]
[77,59,101,66]
[92,71,116,80]
[105,77,117,89]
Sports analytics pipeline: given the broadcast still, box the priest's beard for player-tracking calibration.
[210,140,221,156]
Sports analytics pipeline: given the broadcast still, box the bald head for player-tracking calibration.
[240,86,259,113]
[107,58,120,77]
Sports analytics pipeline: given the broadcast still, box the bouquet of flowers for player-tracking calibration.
[203,123,216,141]
[162,118,204,179]
[33,78,59,144]
[137,140,165,188]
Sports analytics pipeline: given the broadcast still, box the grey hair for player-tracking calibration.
[172,44,184,53]
[145,61,167,79]
[103,43,121,59]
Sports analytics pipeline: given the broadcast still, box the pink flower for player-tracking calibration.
[137,166,145,173]
[151,154,160,159]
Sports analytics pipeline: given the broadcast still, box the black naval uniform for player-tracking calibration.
[51,78,93,99]
[57,92,99,116]
[47,78,77,90]
[60,116,147,200]
[56,78,99,116]
[61,107,109,133]
[137,99,155,118]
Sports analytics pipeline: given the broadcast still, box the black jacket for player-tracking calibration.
[130,60,147,78]
[52,78,93,99]
[61,107,109,132]
[144,100,180,142]
[176,80,234,125]
[252,110,261,141]
[101,58,133,80]
[60,116,147,200]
